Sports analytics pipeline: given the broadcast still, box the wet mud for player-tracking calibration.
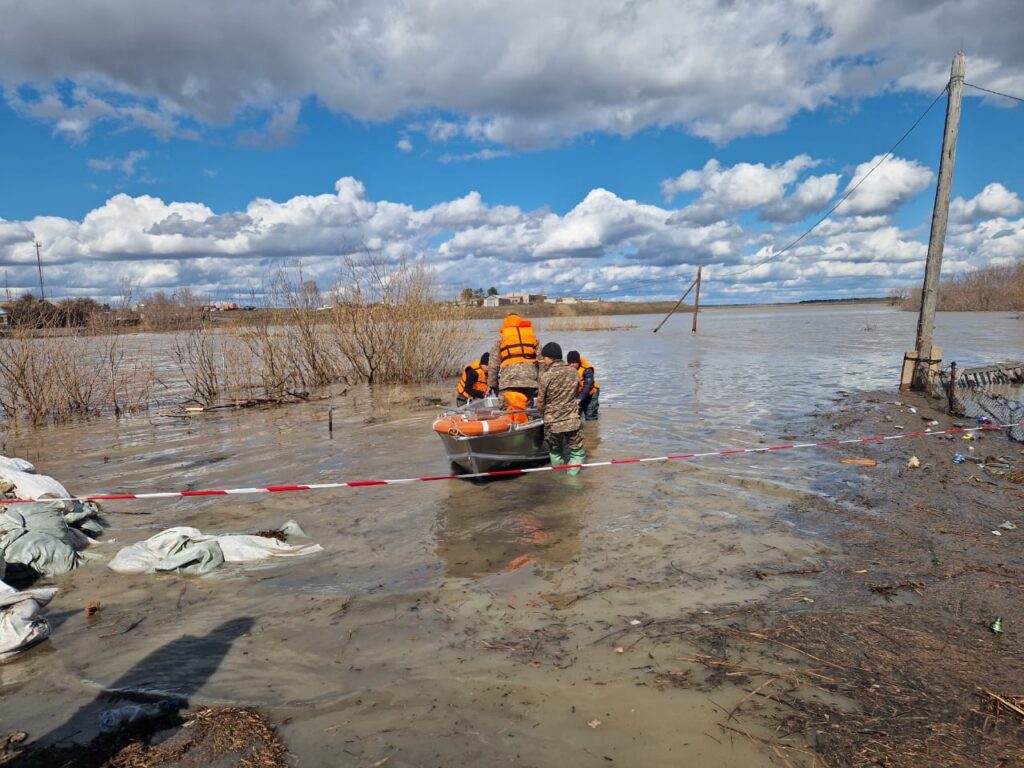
[1,306,1023,766]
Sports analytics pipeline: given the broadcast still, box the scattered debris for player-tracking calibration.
[840,457,877,466]
[86,600,101,616]
[907,456,921,469]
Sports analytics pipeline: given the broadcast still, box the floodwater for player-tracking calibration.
[1,305,1022,767]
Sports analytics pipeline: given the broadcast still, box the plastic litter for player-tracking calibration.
[931,556,944,565]
[990,617,1003,634]
[98,701,177,733]
[952,454,965,465]
[998,521,1017,530]
[909,407,918,413]
[907,456,921,469]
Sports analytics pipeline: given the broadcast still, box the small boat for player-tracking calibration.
[432,396,548,475]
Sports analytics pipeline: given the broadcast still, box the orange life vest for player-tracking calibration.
[498,316,538,367]
[502,390,531,423]
[576,355,599,397]
[457,360,489,399]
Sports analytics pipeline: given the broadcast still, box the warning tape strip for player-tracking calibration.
[2,420,1020,505]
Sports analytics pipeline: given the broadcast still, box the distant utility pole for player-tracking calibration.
[911,51,964,391]
[33,240,45,300]
[690,265,702,334]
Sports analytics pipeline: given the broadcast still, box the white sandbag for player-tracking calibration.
[108,526,323,575]
[0,580,57,662]
[0,457,35,474]
[0,466,72,509]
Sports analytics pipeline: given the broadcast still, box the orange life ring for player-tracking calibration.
[433,414,514,436]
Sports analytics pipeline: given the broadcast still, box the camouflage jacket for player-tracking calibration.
[536,361,582,433]
[487,338,540,391]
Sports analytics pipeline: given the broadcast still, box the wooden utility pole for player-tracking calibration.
[34,240,45,300]
[911,51,964,391]
[690,265,702,333]
[652,274,698,333]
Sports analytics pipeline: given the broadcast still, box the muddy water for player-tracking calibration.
[1,305,1022,767]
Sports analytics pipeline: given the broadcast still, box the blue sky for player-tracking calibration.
[0,0,1022,304]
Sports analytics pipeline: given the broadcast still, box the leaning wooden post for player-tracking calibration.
[911,51,964,391]
[690,265,702,334]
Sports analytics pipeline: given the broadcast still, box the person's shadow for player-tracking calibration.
[9,616,255,767]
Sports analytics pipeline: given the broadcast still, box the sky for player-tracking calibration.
[0,0,1022,305]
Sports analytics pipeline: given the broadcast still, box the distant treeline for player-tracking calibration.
[895,263,1024,312]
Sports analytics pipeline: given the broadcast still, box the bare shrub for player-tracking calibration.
[0,319,158,424]
[272,268,339,389]
[174,321,222,405]
[900,263,1024,311]
[328,257,472,384]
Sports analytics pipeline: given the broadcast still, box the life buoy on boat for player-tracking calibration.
[432,414,514,436]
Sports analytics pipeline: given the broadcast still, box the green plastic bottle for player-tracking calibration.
[990,617,1003,634]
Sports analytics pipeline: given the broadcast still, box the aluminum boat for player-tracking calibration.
[432,396,547,475]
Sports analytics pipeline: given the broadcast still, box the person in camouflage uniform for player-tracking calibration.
[536,342,585,476]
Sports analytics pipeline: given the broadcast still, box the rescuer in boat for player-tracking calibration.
[487,313,540,405]
[536,342,585,476]
[455,352,491,405]
[567,350,599,420]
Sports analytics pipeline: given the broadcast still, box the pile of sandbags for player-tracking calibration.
[0,551,57,662]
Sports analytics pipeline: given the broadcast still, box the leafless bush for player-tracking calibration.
[273,268,339,389]
[900,263,1024,311]
[0,319,158,424]
[174,321,222,405]
[327,257,472,384]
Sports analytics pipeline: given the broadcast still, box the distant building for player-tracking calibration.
[483,295,512,307]
[503,292,547,305]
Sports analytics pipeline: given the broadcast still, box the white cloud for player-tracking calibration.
[835,155,934,216]
[664,155,818,223]
[950,183,1024,222]
[2,1,1023,147]
[88,149,150,176]
[397,137,412,152]
[0,175,1019,304]
[761,173,842,223]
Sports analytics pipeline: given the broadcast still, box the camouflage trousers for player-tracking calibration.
[545,424,584,455]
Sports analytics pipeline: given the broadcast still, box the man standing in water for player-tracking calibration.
[536,342,585,477]
[487,313,539,402]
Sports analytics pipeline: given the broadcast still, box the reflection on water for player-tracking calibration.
[436,472,584,578]
[1,305,1022,765]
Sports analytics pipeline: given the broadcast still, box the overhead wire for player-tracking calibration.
[723,84,951,282]
[964,82,1024,104]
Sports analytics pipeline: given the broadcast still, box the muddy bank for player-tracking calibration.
[655,390,1024,766]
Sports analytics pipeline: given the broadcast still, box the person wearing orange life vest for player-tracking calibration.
[487,313,540,402]
[567,350,599,420]
[456,352,491,405]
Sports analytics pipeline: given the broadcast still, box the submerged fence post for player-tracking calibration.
[948,361,957,414]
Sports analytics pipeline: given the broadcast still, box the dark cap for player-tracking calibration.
[541,341,562,360]
[566,350,580,365]
[480,352,490,365]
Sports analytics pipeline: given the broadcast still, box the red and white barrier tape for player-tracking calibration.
[2,421,1019,505]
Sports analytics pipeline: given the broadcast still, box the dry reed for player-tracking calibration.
[900,262,1024,312]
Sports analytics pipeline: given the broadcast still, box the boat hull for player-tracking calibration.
[434,397,548,475]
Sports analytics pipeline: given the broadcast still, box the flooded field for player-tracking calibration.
[1,305,1022,766]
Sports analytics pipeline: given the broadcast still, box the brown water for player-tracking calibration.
[1,305,1022,767]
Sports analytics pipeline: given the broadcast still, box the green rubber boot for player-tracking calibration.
[549,451,567,468]
[566,448,586,477]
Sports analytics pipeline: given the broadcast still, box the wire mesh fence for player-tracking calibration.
[940,362,1024,442]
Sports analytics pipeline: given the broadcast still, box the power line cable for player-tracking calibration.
[725,84,950,280]
[964,82,1024,104]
